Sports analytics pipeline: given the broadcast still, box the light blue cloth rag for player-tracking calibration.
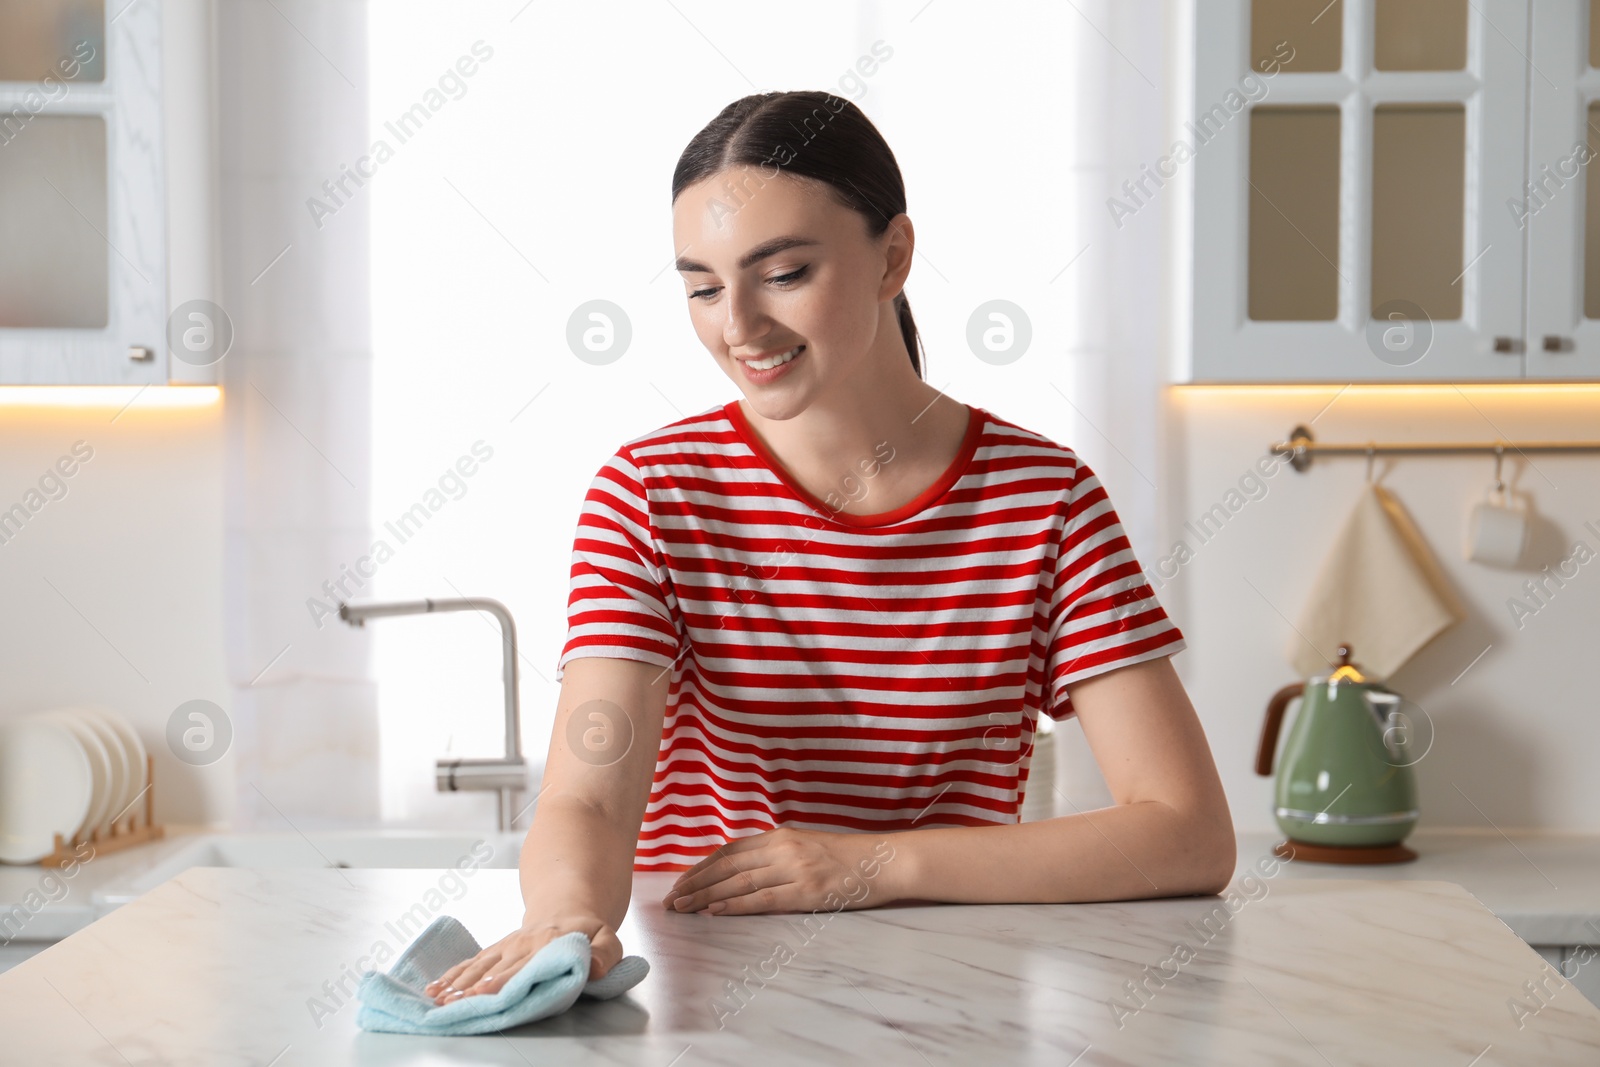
[355,914,649,1035]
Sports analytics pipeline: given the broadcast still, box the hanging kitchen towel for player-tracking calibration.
[355,914,649,1035]
[1287,481,1465,679]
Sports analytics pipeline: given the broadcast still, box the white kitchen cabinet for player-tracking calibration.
[1533,945,1600,1012]
[0,0,167,385]
[1526,0,1600,378]
[1189,0,1600,382]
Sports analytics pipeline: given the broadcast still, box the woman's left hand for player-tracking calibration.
[660,827,901,916]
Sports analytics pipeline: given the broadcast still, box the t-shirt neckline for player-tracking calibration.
[723,398,984,528]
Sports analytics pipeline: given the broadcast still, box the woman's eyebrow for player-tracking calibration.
[675,235,821,274]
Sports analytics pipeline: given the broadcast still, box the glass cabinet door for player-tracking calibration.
[1525,0,1600,379]
[1192,0,1531,381]
[0,0,167,384]
[0,115,109,329]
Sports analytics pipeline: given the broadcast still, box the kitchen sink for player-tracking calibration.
[92,829,526,907]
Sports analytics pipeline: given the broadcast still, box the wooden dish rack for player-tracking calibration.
[39,752,164,868]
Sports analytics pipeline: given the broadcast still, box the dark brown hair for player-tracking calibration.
[671,91,925,379]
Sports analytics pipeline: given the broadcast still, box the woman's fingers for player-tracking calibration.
[666,840,762,903]
[668,861,778,913]
[655,828,892,916]
[417,921,623,1004]
[425,946,504,1004]
[424,958,471,991]
[460,946,534,997]
[586,925,624,982]
[423,959,473,997]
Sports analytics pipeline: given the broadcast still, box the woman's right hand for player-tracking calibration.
[422,914,624,1005]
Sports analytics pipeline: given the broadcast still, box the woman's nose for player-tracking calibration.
[719,286,768,346]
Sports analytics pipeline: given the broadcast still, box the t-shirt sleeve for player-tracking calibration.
[1043,456,1186,721]
[554,445,683,682]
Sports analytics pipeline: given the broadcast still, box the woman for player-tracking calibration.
[425,91,1233,1005]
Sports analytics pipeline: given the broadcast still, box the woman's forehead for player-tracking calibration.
[676,176,853,245]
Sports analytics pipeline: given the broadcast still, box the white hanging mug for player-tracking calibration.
[1464,482,1528,567]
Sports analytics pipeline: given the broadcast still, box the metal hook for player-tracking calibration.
[1365,443,1376,483]
[1492,443,1505,494]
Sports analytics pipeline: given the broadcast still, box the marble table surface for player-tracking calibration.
[2,860,1599,1065]
[7,826,1598,946]
[1233,829,1600,944]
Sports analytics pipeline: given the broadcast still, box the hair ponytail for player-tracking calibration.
[894,292,923,377]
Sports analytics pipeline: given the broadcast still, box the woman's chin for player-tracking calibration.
[736,391,813,423]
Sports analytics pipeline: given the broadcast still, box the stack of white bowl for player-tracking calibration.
[0,707,149,865]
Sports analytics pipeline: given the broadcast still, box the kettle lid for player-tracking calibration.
[1311,643,1379,685]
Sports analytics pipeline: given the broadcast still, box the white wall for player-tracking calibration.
[0,400,227,829]
[0,0,230,830]
[0,0,383,835]
[1156,386,1600,833]
[362,0,1185,830]
[6,0,1594,841]
[216,0,379,830]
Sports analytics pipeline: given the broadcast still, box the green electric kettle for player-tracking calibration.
[1255,644,1419,858]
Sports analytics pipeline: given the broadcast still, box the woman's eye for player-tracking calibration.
[688,266,809,302]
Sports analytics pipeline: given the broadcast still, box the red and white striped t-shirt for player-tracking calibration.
[556,398,1186,871]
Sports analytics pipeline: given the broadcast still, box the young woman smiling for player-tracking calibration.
[425,90,1234,1005]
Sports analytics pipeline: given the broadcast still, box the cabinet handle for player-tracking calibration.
[1542,336,1569,353]
[127,346,154,362]
[1493,336,1523,354]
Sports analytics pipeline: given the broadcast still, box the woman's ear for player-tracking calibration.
[878,213,915,302]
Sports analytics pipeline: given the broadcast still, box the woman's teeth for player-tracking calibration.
[747,346,803,371]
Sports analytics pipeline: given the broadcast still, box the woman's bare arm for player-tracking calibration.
[519,655,672,931]
[425,655,669,1001]
[885,656,1236,905]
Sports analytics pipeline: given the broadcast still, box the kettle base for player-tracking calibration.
[1273,838,1418,865]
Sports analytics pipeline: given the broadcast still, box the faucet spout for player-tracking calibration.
[338,597,527,830]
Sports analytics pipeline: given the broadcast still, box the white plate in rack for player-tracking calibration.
[41,710,113,843]
[0,716,94,864]
[71,707,133,834]
[98,707,149,817]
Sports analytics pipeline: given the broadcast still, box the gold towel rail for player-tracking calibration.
[1270,425,1600,473]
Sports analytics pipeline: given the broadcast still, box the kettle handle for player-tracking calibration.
[1256,682,1305,776]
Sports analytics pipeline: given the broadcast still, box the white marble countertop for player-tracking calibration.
[1234,829,1600,944]
[0,827,205,941]
[6,826,1600,949]
[0,824,525,942]
[2,864,1599,1065]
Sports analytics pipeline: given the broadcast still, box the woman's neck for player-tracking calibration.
[737,379,971,518]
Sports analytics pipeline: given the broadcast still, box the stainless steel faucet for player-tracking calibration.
[338,597,528,831]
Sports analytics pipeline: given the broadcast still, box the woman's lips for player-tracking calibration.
[739,345,805,384]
